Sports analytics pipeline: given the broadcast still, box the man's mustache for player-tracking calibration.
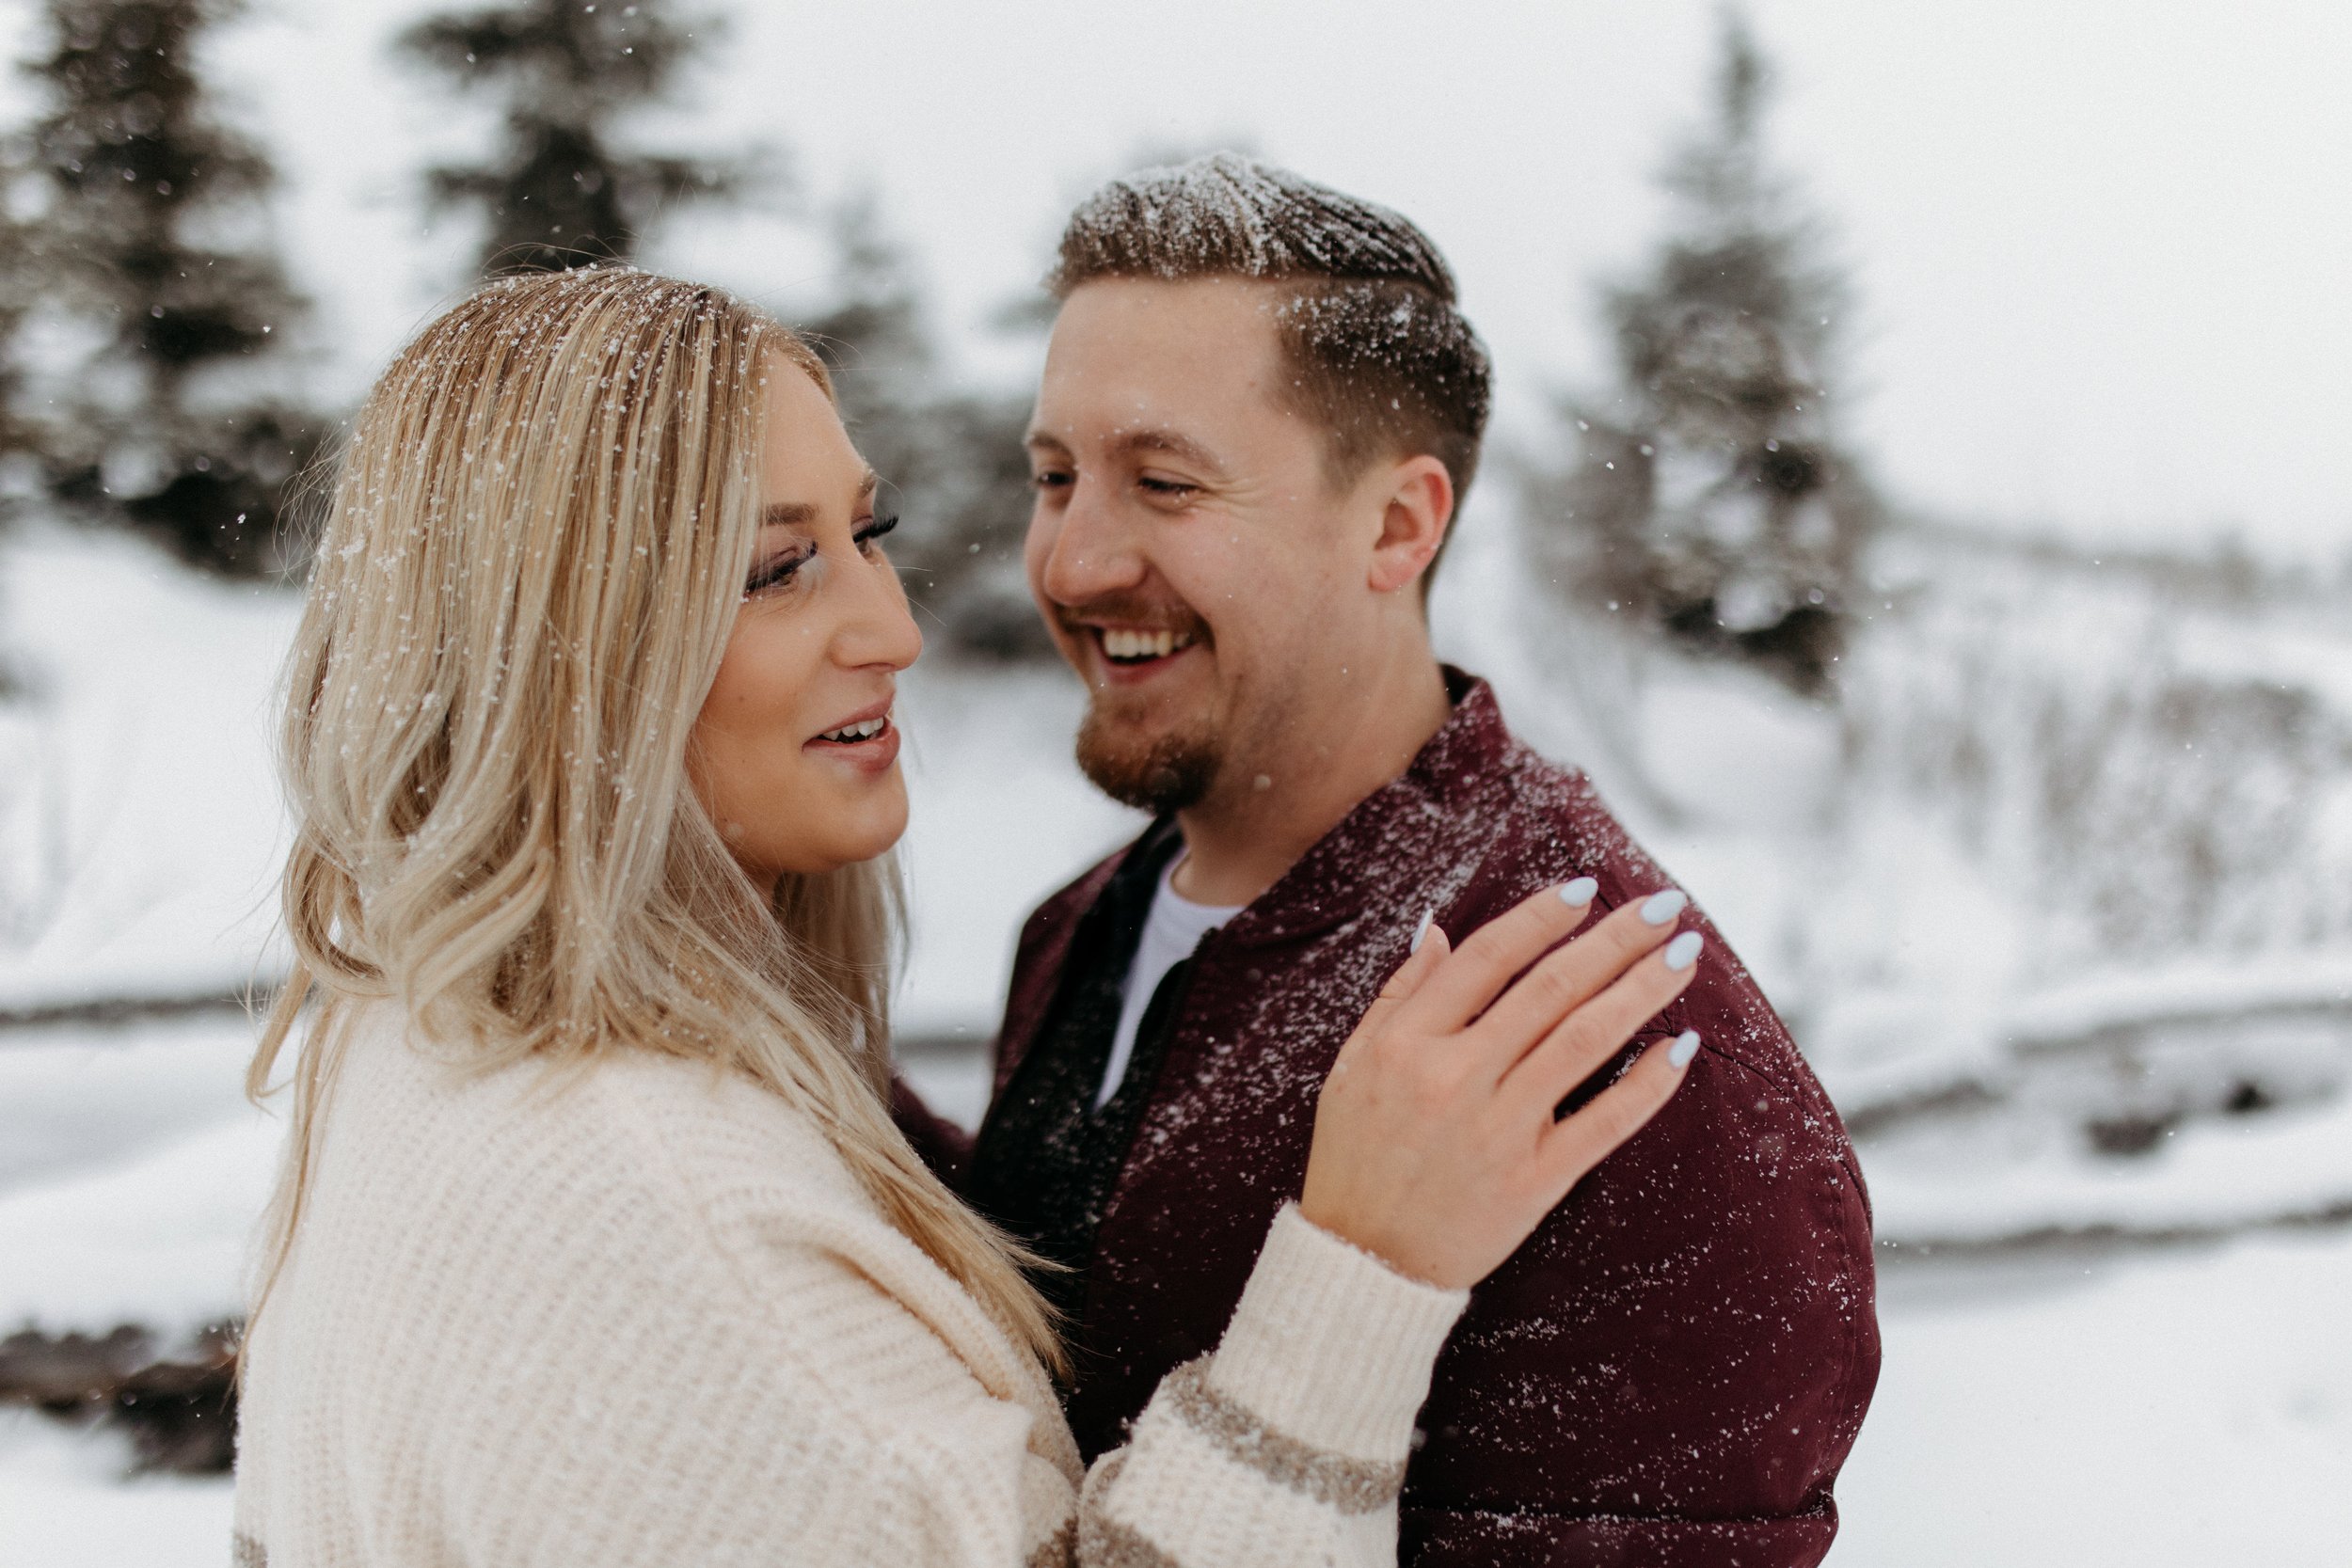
[1053,596,1214,644]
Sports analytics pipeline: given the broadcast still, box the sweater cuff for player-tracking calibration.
[1206,1204,1470,1463]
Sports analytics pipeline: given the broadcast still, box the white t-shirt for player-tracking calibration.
[1096,856,1244,1110]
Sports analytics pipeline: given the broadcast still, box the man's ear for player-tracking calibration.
[1366,455,1454,595]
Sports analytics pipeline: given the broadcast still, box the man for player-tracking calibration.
[956,154,1879,1565]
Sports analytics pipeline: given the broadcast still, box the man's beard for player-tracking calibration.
[1073,701,1224,816]
[1056,594,1227,815]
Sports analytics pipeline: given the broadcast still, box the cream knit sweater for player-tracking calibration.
[233,1011,1468,1567]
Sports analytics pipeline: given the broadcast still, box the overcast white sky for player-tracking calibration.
[17,0,2352,560]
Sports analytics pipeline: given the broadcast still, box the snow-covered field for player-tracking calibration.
[1,527,2346,1561]
[1841,1229,2352,1564]
[0,1412,233,1568]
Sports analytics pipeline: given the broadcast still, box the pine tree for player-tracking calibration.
[0,203,37,487]
[398,0,761,276]
[1,0,323,575]
[1526,9,1879,695]
[802,197,1049,660]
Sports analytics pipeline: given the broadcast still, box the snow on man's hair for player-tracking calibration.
[1050,151,1462,300]
[1050,153,1492,588]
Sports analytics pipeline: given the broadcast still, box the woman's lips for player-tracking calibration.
[805,695,899,774]
[804,716,900,773]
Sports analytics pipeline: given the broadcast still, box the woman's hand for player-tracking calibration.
[1298,881,1705,1291]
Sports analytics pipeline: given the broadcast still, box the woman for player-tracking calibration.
[232,268,1704,1566]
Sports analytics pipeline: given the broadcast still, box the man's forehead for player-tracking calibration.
[1034,279,1295,442]
[1047,274,1291,356]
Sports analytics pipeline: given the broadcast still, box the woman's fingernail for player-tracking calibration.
[1560,877,1598,908]
[1668,1029,1702,1068]
[1663,930,1705,971]
[1641,889,1689,925]
[1410,908,1435,954]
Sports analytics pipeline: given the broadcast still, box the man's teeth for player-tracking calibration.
[819,716,888,743]
[1101,628,1196,661]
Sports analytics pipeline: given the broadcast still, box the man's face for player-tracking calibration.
[1025,277,1371,815]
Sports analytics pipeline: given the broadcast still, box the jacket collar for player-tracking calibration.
[1177,666,1517,949]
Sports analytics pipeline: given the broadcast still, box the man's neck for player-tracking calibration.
[1169,654,1453,908]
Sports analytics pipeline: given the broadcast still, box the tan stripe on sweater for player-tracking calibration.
[1074,1452,1181,1568]
[1165,1359,1407,1513]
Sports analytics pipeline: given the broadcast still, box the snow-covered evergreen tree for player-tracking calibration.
[398,0,761,276]
[1526,9,1879,695]
[1,0,322,575]
[802,197,1048,660]
[0,198,35,475]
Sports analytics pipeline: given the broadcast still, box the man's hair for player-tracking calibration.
[1050,153,1492,585]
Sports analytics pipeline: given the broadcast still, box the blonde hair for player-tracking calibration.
[247,268,1059,1370]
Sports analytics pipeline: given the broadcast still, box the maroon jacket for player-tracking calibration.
[973,674,1878,1565]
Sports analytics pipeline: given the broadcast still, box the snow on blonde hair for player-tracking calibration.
[246,267,1060,1371]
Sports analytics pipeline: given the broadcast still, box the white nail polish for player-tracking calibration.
[1641,889,1689,925]
[1560,877,1598,908]
[1668,1029,1701,1068]
[1409,908,1434,954]
[1663,930,1704,971]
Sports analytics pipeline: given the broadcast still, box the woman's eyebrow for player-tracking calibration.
[761,472,878,530]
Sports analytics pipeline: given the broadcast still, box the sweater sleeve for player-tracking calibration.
[229,1037,1461,1568]
[1068,1204,1467,1566]
[469,1069,1466,1568]
[708,1203,1463,1568]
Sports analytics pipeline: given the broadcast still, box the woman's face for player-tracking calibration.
[689,360,922,890]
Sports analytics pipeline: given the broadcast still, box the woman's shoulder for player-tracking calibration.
[586,1041,897,1237]
[336,1006,880,1266]
[258,1013,1073,1562]
[314,1008,993,1403]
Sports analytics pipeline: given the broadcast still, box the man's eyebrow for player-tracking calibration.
[759,471,877,529]
[1107,428,1226,475]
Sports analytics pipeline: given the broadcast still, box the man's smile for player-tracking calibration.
[1086,625,1208,689]
[1056,603,1216,689]
[1097,626,1197,664]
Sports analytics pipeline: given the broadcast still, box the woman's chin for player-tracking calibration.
[854,779,912,860]
[763,784,909,878]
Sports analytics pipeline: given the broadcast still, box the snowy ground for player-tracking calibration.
[0,1412,234,1568]
[1841,1229,2352,1564]
[1,529,2346,1560]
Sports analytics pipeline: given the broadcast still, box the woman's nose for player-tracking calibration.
[837,547,924,673]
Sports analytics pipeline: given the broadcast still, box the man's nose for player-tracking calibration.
[1036,477,1146,607]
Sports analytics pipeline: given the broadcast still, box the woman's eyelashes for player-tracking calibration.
[743,516,899,598]
[743,546,812,597]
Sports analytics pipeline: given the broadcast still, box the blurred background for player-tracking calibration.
[0,0,2346,1560]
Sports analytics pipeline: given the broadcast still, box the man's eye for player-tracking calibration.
[854,514,899,552]
[744,549,810,596]
[1030,469,1073,491]
[1138,476,1197,499]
